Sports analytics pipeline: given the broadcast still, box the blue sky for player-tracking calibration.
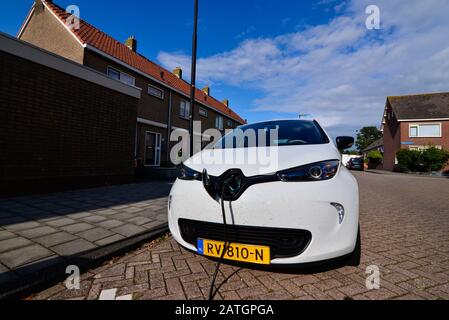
[2,1,449,138]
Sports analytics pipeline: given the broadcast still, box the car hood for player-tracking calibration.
[184,143,341,177]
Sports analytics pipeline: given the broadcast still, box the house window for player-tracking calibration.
[107,67,135,86]
[148,85,164,99]
[409,123,441,138]
[227,119,234,127]
[180,100,191,119]
[215,115,224,131]
[199,107,208,117]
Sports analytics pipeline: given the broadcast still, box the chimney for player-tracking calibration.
[202,86,210,96]
[222,99,229,107]
[173,67,183,79]
[125,36,137,52]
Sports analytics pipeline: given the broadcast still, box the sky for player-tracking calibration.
[2,0,449,138]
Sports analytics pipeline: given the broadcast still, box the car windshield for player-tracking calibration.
[213,120,329,149]
[352,158,363,164]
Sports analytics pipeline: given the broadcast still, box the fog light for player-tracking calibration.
[331,203,345,224]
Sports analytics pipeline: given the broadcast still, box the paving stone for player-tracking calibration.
[60,223,95,233]
[0,263,8,273]
[3,220,42,232]
[17,226,59,239]
[46,218,77,227]
[92,209,119,216]
[126,217,153,226]
[81,215,107,223]
[95,234,126,246]
[142,221,165,230]
[51,239,96,256]
[0,245,53,269]
[0,237,33,253]
[66,212,93,219]
[97,219,125,229]
[111,224,146,237]
[0,230,16,241]
[99,288,117,300]
[35,232,78,247]
[109,212,136,221]
[76,228,114,242]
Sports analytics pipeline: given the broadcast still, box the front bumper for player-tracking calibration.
[168,168,359,264]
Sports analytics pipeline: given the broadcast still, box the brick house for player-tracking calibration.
[17,0,246,171]
[0,32,141,196]
[382,92,449,172]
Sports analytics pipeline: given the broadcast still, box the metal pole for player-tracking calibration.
[189,0,199,157]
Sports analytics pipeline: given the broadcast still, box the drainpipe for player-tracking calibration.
[166,91,173,165]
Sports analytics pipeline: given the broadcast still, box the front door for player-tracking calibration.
[145,132,161,167]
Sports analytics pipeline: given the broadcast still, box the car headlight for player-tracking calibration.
[277,160,340,182]
[178,164,202,181]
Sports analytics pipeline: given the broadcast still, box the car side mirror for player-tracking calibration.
[336,136,354,150]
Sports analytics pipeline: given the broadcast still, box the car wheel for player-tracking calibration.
[346,227,361,266]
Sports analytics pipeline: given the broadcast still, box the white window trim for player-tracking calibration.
[144,131,162,167]
[107,66,135,86]
[409,123,442,138]
[148,84,165,100]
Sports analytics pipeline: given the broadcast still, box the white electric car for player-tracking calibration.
[168,120,360,266]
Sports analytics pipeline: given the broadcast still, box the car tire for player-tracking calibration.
[346,227,361,266]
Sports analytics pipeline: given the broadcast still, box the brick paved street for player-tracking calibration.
[0,182,172,289]
[31,172,449,300]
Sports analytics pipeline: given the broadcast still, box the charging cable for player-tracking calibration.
[208,183,230,301]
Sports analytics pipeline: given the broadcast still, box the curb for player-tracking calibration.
[0,224,169,300]
[365,170,449,179]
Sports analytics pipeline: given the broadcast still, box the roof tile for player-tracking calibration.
[42,0,245,124]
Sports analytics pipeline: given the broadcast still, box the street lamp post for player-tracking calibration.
[189,0,199,157]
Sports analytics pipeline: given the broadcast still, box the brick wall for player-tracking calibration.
[0,50,139,196]
[383,102,401,171]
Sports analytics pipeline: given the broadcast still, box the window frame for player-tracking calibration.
[199,107,208,118]
[409,123,442,138]
[148,84,165,100]
[107,66,135,86]
[215,115,224,131]
[179,100,191,120]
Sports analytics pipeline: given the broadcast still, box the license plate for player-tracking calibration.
[197,239,270,265]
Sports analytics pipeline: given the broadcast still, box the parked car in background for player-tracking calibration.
[346,158,365,171]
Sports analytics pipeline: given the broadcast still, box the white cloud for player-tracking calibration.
[157,0,449,135]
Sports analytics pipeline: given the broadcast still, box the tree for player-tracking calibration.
[356,126,382,152]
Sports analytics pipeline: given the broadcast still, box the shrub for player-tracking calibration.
[396,147,449,173]
[421,147,449,172]
[367,151,383,163]
[396,149,421,172]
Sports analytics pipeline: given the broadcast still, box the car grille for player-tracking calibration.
[179,219,312,259]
